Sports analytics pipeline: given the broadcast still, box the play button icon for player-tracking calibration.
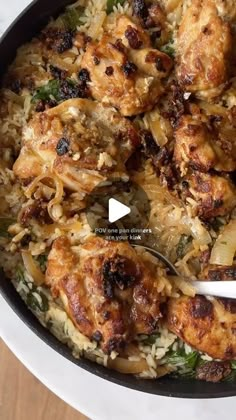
[85,177,151,242]
[108,198,131,223]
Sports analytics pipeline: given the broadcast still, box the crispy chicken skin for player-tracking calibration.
[177,0,232,99]
[196,361,232,382]
[174,115,236,174]
[46,236,164,353]
[183,171,236,219]
[167,295,236,360]
[13,99,138,194]
[81,15,173,116]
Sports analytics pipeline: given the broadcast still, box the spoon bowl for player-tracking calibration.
[132,244,236,300]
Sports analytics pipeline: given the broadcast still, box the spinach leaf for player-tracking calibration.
[141,333,160,345]
[26,291,49,312]
[36,254,48,274]
[16,266,25,283]
[176,234,192,259]
[61,6,84,30]
[0,217,15,238]
[223,370,236,382]
[16,266,49,312]
[160,39,175,58]
[164,348,199,377]
[107,0,126,14]
[32,78,85,105]
[32,80,60,103]
[231,361,236,370]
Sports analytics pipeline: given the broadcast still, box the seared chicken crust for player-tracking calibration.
[177,0,232,98]
[174,115,236,174]
[81,15,173,116]
[13,98,138,194]
[182,171,236,219]
[46,236,164,353]
[167,295,236,360]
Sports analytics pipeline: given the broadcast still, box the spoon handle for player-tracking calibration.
[194,281,236,299]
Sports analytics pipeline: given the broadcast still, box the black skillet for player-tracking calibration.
[0,0,236,398]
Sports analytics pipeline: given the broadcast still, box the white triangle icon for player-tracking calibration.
[108,198,131,224]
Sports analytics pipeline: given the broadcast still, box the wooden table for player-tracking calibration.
[0,340,88,420]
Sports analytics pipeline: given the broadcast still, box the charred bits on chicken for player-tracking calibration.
[125,25,143,49]
[40,28,74,53]
[102,256,138,299]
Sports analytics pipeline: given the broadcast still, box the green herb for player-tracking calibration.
[16,267,49,313]
[32,79,60,103]
[223,370,236,382]
[16,266,25,283]
[36,254,48,274]
[231,361,236,369]
[0,217,15,238]
[141,333,160,345]
[107,0,126,14]
[32,78,81,105]
[26,291,49,312]
[164,348,199,377]
[160,39,175,58]
[176,235,192,259]
[61,6,84,30]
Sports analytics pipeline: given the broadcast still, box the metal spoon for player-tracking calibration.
[132,244,236,299]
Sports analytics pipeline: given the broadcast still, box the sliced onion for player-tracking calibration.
[24,172,52,199]
[40,221,82,236]
[21,250,45,286]
[108,357,148,374]
[144,110,172,147]
[172,276,196,297]
[47,176,64,221]
[210,220,236,266]
[182,216,212,245]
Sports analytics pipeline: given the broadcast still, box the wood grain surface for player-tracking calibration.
[0,339,88,420]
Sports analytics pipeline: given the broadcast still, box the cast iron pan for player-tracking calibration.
[0,0,236,398]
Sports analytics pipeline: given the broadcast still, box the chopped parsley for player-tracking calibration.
[160,39,175,58]
[32,79,60,103]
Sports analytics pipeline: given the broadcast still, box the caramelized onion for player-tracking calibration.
[21,250,45,286]
[108,357,149,374]
[210,220,236,266]
[47,177,64,221]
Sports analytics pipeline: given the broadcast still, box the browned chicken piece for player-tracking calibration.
[215,0,236,21]
[81,15,173,116]
[174,115,236,174]
[177,0,232,99]
[167,295,236,360]
[196,361,232,382]
[205,265,236,282]
[13,98,138,195]
[46,236,165,353]
[183,171,236,219]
